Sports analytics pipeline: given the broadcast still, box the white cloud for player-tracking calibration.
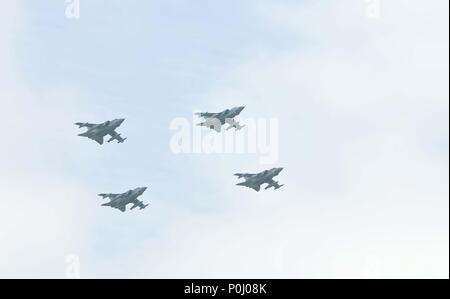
[0,0,447,278]
[0,1,94,278]
[122,0,448,278]
[0,172,93,278]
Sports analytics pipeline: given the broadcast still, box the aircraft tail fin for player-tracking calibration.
[75,123,84,128]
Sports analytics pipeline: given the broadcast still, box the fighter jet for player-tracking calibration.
[196,106,245,132]
[75,119,127,145]
[235,168,284,192]
[98,187,149,212]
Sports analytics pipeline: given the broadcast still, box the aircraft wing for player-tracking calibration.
[108,131,127,143]
[265,179,284,190]
[237,181,261,192]
[225,118,245,131]
[78,131,104,145]
[197,119,222,132]
[130,200,148,210]
[90,135,104,145]
[110,204,126,212]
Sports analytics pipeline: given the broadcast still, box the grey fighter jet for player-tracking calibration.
[75,119,127,145]
[196,106,245,132]
[98,187,149,212]
[235,168,284,192]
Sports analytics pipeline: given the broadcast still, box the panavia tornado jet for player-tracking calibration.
[98,187,148,212]
[196,106,245,132]
[235,168,284,192]
[75,119,127,145]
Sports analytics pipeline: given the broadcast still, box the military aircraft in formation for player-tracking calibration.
[98,187,149,212]
[78,109,284,212]
[196,106,245,132]
[235,168,284,192]
[75,119,127,145]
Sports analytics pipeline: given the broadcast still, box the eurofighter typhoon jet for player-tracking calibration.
[196,106,245,132]
[235,168,284,192]
[98,187,148,212]
[75,119,127,145]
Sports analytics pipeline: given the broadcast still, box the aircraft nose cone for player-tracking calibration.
[238,106,245,113]
[118,118,125,124]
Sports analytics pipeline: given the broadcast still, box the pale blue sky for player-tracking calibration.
[11,1,304,276]
[0,0,448,278]
[16,1,296,195]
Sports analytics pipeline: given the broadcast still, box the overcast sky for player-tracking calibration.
[0,0,448,278]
